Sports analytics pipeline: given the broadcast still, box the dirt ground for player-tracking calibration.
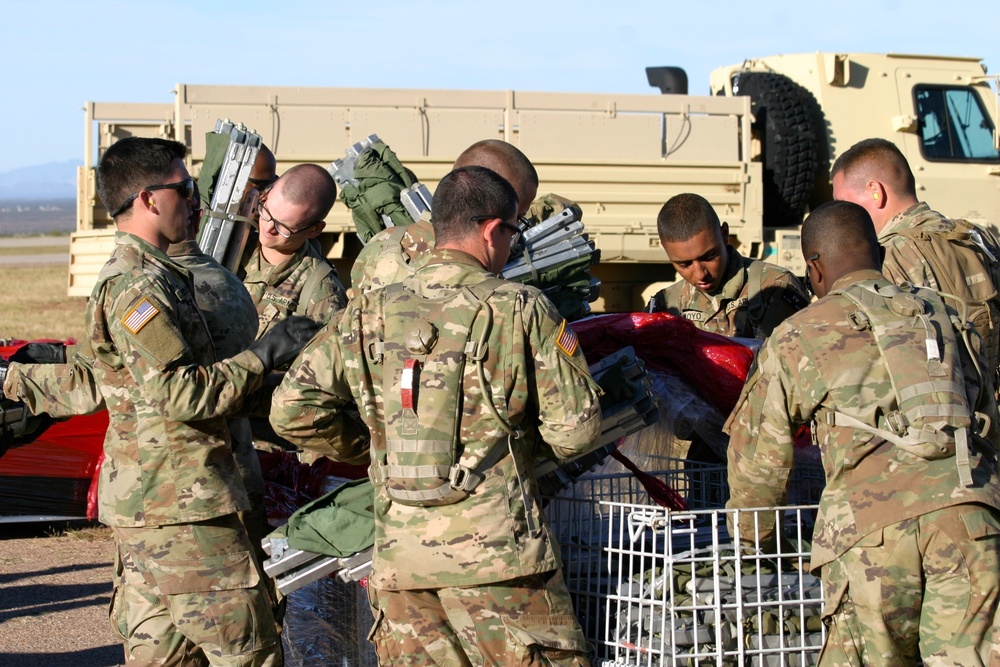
[0,521,125,667]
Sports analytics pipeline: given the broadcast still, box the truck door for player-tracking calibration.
[893,66,1000,223]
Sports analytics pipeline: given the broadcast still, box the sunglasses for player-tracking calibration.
[471,215,530,250]
[109,178,196,218]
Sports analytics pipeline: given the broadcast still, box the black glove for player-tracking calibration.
[248,316,323,372]
[9,342,68,365]
[0,398,53,459]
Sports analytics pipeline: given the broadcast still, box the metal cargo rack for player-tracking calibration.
[542,456,825,666]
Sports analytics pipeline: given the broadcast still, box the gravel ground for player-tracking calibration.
[0,521,124,667]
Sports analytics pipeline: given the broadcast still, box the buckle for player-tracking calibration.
[448,465,482,492]
[885,411,908,435]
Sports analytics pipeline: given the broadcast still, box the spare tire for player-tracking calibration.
[735,72,824,227]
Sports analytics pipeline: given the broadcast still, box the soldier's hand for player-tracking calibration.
[248,316,323,372]
[0,360,8,401]
[9,342,68,365]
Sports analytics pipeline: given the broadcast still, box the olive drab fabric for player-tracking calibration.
[825,281,989,486]
[879,202,1000,382]
[338,140,417,243]
[270,248,603,591]
[649,245,810,338]
[277,478,376,558]
[197,130,233,210]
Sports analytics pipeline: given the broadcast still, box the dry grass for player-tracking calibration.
[0,264,87,342]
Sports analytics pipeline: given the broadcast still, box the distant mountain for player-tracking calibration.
[0,161,79,200]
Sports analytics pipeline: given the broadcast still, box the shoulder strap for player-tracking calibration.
[745,260,767,324]
[294,258,335,317]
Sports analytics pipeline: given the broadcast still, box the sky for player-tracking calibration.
[2,0,998,173]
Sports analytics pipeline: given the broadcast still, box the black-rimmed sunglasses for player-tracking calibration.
[471,215,529,250]
[109,178,196,218]
[258,201,320,238]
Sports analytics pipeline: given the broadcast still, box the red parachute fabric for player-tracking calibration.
[571,312,755,416]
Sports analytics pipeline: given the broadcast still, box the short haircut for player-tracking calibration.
[802,200,881,268]
[276,164,337,221]
[830,138,916,197]
[432,166,518,246]
[656,193,721,243]
[97,137,188,220]
[454,140,538,199]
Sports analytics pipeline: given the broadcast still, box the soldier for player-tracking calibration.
[647,192,809,338]
[349,139,538,294]
[831,137,1000,380]
[242,163,348,338]
[726,200,1000,665]
[1,136,321,666]
[270,165,603,665]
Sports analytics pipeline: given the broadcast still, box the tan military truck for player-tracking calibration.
[70,52,1000,310]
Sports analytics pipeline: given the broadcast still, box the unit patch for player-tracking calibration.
[122,298,160,334]
[555,320,578,357]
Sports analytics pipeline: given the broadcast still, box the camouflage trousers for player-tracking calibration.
[110,515,282,667]
[818,503,1000,667]
[368,568,590,666]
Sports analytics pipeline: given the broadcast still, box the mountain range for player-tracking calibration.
[0,161,79,200]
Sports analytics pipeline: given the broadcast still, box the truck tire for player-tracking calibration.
[735,72,824,227]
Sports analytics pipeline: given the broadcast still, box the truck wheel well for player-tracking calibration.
[735,72,825,227]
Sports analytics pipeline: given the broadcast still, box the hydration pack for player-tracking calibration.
[368,277,519,507]
[825,282,990,486]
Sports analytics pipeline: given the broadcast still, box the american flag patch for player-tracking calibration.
[555,320,578,356]
[122,298,160,334]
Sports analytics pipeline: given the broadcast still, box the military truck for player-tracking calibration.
[70,52,1000,311]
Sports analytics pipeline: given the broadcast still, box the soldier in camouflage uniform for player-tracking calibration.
[648,193,810,338]
[1,137,322,666]
[242,163,347,338]
[349,139,539,294]
[271,166,604,666]
[831,137,1000,378]
[726,200,1000,666]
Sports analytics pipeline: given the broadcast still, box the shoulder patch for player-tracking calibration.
[555,320,579,357]
[122,297,160,334]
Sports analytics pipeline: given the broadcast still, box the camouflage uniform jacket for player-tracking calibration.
[649,245,809,338]
[6,233,269,527]
[169,239,262,503]
[243,238,347,338]
[271,249,603,590]
[879,201,967,291]
[725,269,1000,570]
[349,215,435,295]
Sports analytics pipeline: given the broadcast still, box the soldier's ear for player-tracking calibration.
[306,221,326,238]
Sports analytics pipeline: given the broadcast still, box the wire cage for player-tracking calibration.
[542,456,826,666]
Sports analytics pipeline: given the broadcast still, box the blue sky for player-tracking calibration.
[2,0,998,173]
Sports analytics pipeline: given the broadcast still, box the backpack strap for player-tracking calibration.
[744,260,767,328]
[293,260,334,317]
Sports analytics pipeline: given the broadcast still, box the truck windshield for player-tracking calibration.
[915,85,1000,162]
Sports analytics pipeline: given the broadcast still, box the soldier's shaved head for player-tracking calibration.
[802,201,881,296]
[831,138,916,197]
[454,140,538,215]
[657,193,722,243]
[273,163,337,221]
